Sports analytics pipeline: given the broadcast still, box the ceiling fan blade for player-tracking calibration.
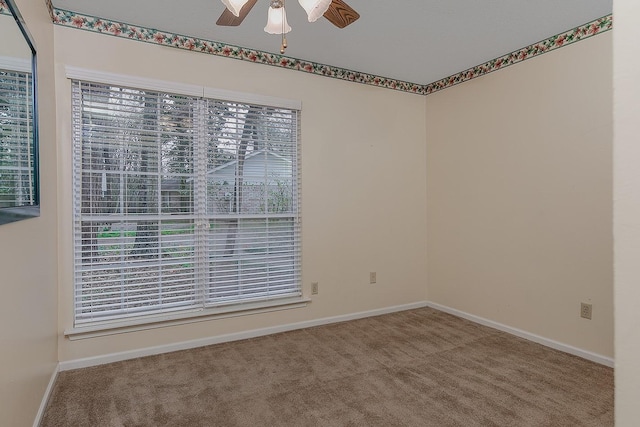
[323,0,360,29]
[216,0,258,26]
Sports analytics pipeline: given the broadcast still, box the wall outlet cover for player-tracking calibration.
[580,302,592,320]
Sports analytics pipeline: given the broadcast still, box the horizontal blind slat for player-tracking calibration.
[0,69,34,208]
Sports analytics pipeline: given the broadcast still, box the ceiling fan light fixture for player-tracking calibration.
[297,0,332,22]
[220,0,250,17]
[264,2,292,34]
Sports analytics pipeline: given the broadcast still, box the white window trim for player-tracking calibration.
[65,297,310,340]
[0,55,31,73]
[65,66,302,110]
[67,68,304,337]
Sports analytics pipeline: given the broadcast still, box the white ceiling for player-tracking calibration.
[51,0,612,85]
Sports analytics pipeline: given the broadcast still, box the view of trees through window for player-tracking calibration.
[0,69,33,207]
[73,81,301,324]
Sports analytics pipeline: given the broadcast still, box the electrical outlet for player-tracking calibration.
[311,282,319,295]
[580,302,592,320]
[370,272,376,284]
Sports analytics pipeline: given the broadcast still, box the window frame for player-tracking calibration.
[0,57,35,213]
[65,68,305,338]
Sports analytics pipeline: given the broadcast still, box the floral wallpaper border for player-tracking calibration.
[424,15,613,95]
[51,7,425,95]
[44,0,54,21]
[1,1,613,96]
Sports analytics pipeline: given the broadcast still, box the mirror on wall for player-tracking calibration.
[0,0,39,225]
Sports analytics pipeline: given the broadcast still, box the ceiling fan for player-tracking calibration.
[217,0,360,53]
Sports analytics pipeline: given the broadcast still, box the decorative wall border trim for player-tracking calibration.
[44,0,54,21]
[51,7,425,95]
[39,6,612,96]
[424,15,613,95]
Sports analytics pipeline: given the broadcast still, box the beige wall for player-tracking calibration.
[614,0,640,423]
[425,34,613,357]
[54,27,428,361]
[0,0,58,425]
[0,5,622,421]
[0,12,31,60]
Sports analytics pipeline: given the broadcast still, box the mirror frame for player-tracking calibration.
[0,0,39,225]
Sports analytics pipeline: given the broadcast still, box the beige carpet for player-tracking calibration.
[42,308,613,426]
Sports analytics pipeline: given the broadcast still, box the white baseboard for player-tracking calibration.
[58,300,613,371]
[33,364,59,427]
[58,301,429,371]
[426,301,614,367]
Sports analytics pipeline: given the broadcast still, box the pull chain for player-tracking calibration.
[280,0,287,53]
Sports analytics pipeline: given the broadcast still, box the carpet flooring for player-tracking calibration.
[41,308,613,426]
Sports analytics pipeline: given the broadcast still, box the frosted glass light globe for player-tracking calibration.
[298,0,332,22]
[264,5,292,34]
[221,0,249,17]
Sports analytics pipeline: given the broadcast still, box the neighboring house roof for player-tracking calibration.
[208,149,292,184]
[181,150,293,186]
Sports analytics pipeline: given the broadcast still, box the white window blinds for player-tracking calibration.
[0,68,33,207]
[72,80,301,325]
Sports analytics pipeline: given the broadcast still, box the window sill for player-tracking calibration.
[65,297,311,340]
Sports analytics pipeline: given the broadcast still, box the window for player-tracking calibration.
[0,65,33,208]
[72,79,301,327]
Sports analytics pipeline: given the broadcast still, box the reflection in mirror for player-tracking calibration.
[0,0,39,225]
